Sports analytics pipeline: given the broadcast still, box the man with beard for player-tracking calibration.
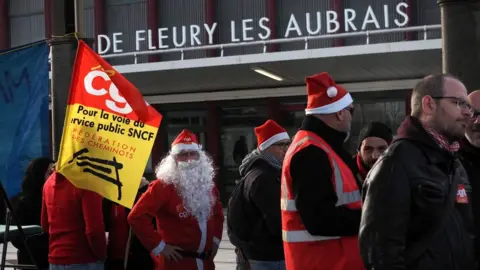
[354,122,393,182]
[281,72,364,270]
[359,74,476,270]
[127,129,224,270]
[458,90,480,267]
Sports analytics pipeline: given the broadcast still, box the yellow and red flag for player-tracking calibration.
[56,40,162,208]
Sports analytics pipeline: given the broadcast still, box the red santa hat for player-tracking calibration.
[255,120,290,150]
[171,129,201,155]
[305,72,353,115]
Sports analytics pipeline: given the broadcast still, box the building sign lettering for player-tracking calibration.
[98,2,409,54]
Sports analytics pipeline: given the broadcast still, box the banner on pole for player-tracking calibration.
[56,40,162,208]
[0,41,50,198]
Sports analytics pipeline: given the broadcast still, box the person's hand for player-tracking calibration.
[160,244,183,262]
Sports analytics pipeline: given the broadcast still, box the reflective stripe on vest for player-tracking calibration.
[281,135,361,243]
[282,230,340,242]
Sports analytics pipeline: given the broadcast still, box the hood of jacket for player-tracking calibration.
[238,149,264,177]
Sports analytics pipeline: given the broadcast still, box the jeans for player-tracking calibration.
[49,262,104,270]
[248,260,286,270]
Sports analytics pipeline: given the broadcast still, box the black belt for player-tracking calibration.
[178,250,212,260]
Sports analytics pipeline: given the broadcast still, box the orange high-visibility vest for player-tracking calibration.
[281,130,364,270]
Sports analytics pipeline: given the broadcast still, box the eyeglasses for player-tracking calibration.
[176,151,199,159]
[273,142,290,148]
[431,96,473,116]
[345,107,355,116]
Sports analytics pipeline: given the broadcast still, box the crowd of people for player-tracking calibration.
[229,72,480,270]
[7,72,480,270]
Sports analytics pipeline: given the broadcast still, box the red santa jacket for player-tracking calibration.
[127,180,224,270]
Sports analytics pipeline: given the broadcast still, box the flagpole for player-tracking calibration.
[74,0,85,39]
[50,0,90,160]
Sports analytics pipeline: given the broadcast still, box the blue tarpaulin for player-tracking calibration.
[0,41,50,198]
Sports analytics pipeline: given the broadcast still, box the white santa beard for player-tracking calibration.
[155,151,216,221]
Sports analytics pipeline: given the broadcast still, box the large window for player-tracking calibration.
[219,106,269,195]
[166,110,207,146]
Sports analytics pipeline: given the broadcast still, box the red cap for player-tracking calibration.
[305,72,353,115]
[171,129,200,154]
[255,120,289,150]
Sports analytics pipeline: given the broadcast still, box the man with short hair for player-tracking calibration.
[128,129,224,270]
[458,90,480,267]
[359,74,476,269]
[281,72,364,270]
[354,122,393,181]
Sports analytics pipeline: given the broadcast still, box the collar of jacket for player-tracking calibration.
[300,115,347,149]
[355,154,369,179]
[394,116,455,165]
[300,115,358,175]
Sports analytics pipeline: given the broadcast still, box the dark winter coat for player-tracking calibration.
[459,137,480,268]
[238,151,284,261]
[359,116,476,270]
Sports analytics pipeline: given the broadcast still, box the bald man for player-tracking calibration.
[459,90,480,267]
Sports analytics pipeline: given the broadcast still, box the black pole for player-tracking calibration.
[437,0,480,91]
[49,0,76,160]
[49,0,93,160]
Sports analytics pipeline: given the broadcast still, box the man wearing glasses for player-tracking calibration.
[281,72,364,270]
[359,74,476,270]
[230,119,290,270]
[459,90,480,267]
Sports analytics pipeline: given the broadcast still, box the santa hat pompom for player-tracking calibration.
[326,86,337,98]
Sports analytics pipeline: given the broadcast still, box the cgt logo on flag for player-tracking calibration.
[56,40,163,208]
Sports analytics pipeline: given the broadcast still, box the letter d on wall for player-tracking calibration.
[97,35,111,54]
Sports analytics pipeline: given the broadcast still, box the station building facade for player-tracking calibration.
[0,0,443,200]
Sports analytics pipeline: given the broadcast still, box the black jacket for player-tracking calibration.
[458,137,480,267]
[239,151,284,261]
[359,116,476,270]
[289,115,362,237]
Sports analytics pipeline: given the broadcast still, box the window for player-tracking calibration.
[166,110,207,146]
[219,105,269,196]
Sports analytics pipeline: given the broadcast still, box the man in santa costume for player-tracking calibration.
[127,129,224,270]
[281,72,364,270]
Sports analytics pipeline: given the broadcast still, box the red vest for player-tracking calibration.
[281,130,364,270]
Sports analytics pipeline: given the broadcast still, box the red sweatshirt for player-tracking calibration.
[107,204,129,260]
[41,172,107,265]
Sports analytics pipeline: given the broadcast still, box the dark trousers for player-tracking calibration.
[236,248,251,270]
